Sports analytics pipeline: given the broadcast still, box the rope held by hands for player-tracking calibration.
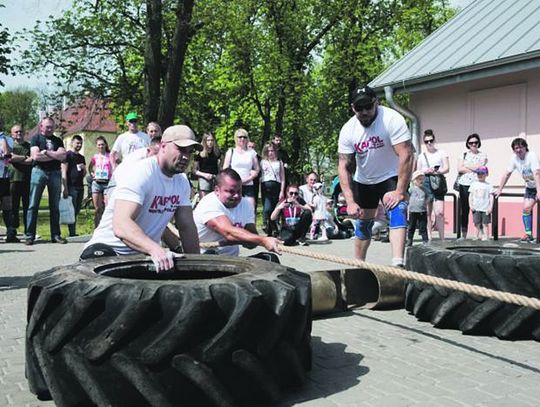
[200,241,540,311]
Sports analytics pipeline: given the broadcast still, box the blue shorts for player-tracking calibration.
[92,180,109,194]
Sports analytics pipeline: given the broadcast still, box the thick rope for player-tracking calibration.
[200,241,540,311]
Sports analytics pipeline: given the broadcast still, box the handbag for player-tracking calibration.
[59,196,75,224]
[423,153,448,195]
[453,152,467,191]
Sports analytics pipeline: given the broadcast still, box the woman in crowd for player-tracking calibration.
[88,136,113,227]
[146,122,162,139]
[270,184,312,246]
[456,133,488,239]
[416,129,449,241]
[192,133,221,199]
[495,137,540,242]
[223,128,260,211]
[260,142,285,236]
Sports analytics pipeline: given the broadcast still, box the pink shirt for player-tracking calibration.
[91,152,113,181]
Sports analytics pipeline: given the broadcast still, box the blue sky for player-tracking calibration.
[0,0,475,91]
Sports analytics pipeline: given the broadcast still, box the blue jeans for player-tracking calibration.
[68,186,84,236]
[26,167,62,239]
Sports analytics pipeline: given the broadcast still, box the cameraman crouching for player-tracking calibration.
[270,184,312,246]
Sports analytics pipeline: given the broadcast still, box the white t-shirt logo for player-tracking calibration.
[149,195,181,213]
[354,135,385,154]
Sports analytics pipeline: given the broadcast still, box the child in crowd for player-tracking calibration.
[407,170,429,246]
[309,182,328,241]
[468,166,494,241]
[334,193,355,237]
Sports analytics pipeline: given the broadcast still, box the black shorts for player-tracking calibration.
[0,178,10,197]
[352,176,398,209]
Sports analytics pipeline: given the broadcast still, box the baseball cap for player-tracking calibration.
[476,166,489,174]
[162,125,203,151]
[412,170,425,181]
[126,112,138,121]
[351,85,377,106]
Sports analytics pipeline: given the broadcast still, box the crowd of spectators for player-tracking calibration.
[2,110,540,252]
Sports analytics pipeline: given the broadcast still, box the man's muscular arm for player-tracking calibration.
[337,152,360,217]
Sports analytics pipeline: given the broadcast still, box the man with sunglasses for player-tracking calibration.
[110,112,150,170]
[81,125,201,272]
[338,85,413,267]
[194,168,282,255]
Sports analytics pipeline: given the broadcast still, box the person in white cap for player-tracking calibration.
[81,125,202,272]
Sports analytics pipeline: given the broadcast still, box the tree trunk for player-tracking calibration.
[143,0,162,123]
[159,0,195,128]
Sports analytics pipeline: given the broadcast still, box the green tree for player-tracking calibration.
[18,0,195,127]
[0,3,13,87]
[0,88,39,130]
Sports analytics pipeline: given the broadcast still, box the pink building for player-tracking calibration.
[370,0,540,238]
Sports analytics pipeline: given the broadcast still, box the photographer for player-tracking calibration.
[270,184,312,246]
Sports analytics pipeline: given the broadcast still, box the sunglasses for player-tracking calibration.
[424,139,434,144]
[288,191,299,196]
[237,136,248,140]
[354,102,374,111]
[468,141,479,146]
[128,119,138,123]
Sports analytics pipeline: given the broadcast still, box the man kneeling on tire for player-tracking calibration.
[194,168,282,255]
[81,125,202,272]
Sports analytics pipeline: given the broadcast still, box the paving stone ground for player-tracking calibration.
[1,237,539,406]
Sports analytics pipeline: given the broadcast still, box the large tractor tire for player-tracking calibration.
[26,255,312,407]
[405,244,540,341]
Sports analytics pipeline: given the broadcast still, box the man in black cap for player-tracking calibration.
[337,85,414,267]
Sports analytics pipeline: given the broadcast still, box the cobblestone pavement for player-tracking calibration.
[1,237,539,406]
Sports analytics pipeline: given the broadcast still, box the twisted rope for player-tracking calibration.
[200,241,540,311]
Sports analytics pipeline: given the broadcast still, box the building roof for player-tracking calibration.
[370,0,540,93]
[29,98,119,137]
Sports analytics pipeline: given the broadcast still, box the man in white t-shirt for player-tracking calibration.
[495,137,540,242]
[110,112,150,170]
[194,168,282,256]
[337,85,414,267]
[81,125,202,272]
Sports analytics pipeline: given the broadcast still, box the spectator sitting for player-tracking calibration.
[299,171,319,209]
[469,166,494,241]
[193,168,282,255]
[270,184,312,246]
[309,182,328,241]
[324,198,350,239]
[334,192,355,236]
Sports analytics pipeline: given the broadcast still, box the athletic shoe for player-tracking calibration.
[25,238,34,246]
[5,235,20,243]
[520,234,535,243]
[298,238,309,246]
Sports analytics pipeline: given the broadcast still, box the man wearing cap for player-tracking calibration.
[194,168,282,255]
[81,125,202,272]
[338,85,414,267]
[110,112,150,170]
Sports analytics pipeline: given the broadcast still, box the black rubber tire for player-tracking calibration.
[405,243,540,341]
[25,254,312,406]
